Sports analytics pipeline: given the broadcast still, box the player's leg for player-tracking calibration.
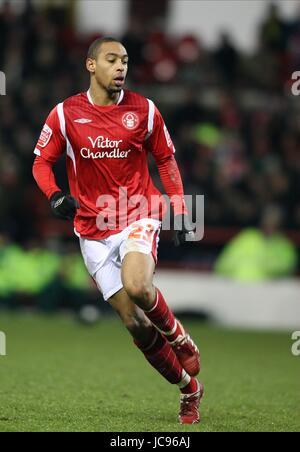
[109,287,154,348]
[108,287,202,415]
[121,251,200,377]
[115,271,203,424]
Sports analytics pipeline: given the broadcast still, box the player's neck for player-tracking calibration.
[88,83,120,107]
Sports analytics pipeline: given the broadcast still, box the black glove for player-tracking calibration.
[50,192,80,221]
[174,214,195,247]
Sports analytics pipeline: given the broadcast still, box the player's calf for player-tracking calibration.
[111,295,154,347]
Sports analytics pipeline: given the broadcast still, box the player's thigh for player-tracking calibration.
[120,218,160,298]
[121,251,156,295]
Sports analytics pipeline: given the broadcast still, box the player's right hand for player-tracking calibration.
[50,191,80,221]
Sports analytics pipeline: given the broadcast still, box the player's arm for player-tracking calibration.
[145,105,194,246]
[32,106,79,220]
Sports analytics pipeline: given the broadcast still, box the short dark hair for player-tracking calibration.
[87,37,122,60]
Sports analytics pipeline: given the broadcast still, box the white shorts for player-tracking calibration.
[79,218,161,302]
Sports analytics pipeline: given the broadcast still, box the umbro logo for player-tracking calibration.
[53,196,65,209]
[74,118,92,124]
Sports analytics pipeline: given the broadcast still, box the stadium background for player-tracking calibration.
[0,0,299,432]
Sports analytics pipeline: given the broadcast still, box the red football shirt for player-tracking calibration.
[34,89,183,240]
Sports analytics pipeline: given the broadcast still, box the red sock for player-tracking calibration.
[135,328,198,393]
[180,377,199,395]
[145,288,183,343]
[134,327,184,385]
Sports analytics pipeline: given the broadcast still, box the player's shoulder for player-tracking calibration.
[123,89,156,111]
[60,92,87,110]
[44,93,87,126]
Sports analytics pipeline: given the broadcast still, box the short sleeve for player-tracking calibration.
[145,104,175,162]
[34,106,66,163]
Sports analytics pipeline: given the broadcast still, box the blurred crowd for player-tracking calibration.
[0,0,299,297]
[0,233,104,313]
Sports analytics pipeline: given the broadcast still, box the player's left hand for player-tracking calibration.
[174,214,196,247]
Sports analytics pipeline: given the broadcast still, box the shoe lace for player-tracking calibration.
[180,393,199,416]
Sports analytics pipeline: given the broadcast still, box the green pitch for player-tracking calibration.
[0,312,299,432]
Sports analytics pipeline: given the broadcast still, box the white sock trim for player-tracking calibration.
[177,370,191,389]
[163,320,178,337]
[144,291,159,313]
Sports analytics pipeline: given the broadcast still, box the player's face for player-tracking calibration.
[89,42,128,94]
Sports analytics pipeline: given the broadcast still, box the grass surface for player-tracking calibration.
[0,312,299,432]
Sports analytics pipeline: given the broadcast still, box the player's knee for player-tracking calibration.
[124,281,153,305]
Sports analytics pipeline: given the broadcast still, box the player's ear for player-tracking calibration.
[86,58,96,74]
